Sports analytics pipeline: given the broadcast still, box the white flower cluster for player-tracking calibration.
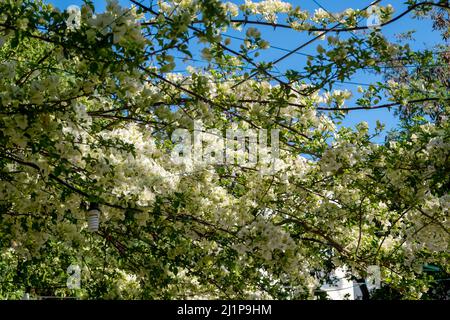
[98,124,180,208]
[312,8,330,21]
[87,0,145,45]
[223,2,239,17]
[236,216,295,261]
[241,0,292,23]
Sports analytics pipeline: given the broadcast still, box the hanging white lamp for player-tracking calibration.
[87,202,100,232]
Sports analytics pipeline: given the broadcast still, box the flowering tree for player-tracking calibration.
[0,0,448,299]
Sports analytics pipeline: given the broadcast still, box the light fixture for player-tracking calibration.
[87,202,100,232]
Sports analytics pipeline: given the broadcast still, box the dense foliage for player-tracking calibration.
[0,0,449,299]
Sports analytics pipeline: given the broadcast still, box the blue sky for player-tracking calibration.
[49,0,444,142]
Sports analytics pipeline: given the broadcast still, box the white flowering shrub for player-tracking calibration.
[0,0,448,299]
